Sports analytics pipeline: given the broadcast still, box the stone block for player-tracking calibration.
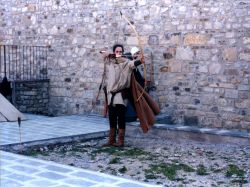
[148,35,159,45]
[127,36,146,45]
[170,34,181,45]
[163,52,173,59]
[223,69,239,76]
[209,83,234,89]
[138,0,147,6]
[222,48,237,62]
[198,65,208,73]
[184,116,198,126]
[243,37,250,44]
[196,49,211,61]
[160,66,169,72]
[243,115,250,122]
[58,59,67,68]
[223,121,239,130]
[179,96,192,104]
[158,96,166,103]
[126,37,138,45]
[239,53,250,61]
[239,92,249,99]
[240,121,250,131]
[163,0,171,4]
[200,94,215,104]
[169,60,182,72]
[176,46,194,60]
[163,47,176,59]
[143,24,154,32]
[225,89,238,99]
[203,87,214,93]
[238,85,250,91]
[212,118,223,128]
[208,62,222,74]
[235,100,250,108]
[184,33,209,45]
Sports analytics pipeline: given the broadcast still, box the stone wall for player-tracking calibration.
[1,0,249,131]
[14,80,50,115]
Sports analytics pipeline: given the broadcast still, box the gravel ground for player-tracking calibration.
[23,137,250,187]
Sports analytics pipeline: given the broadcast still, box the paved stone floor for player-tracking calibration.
[0,114,160,187]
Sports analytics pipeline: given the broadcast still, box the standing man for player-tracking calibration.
[130,47,145,88]
[101,44,142,147]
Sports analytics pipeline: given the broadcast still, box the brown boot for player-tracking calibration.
[114,129,125,147]
[103,128,116,146]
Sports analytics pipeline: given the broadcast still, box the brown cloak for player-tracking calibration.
[130,73,160,133]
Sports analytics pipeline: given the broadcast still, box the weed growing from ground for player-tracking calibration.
[225,164,247,185]
[196,164,208,175]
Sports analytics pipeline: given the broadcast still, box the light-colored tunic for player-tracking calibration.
[105,58,136,106]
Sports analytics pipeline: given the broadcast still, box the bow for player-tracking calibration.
[88,57,107,116]
[120,11,147,102]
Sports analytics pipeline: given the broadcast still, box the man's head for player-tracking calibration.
[113,44,124,57]
[130,47,140,59]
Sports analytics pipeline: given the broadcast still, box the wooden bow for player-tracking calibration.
[88,57,107,116]
[120,11,147,102]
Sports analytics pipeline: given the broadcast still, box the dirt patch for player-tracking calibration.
[20,137,250,187]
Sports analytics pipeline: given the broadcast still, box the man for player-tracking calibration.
[130,47,145,88]
[101,44,142,147]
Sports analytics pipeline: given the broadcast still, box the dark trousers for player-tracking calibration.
[108,104,126,130]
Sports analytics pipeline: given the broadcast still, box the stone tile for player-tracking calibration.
[1,169,13,176]
[37,171,67,180]
[16,159,45,166]
[0,160,13,166]
[45,165,73,173]
[10,165,40,174]
[72,171,118,183]
[0,178,23,187]
[26,179,56,187]
[91,184,120,187]
[7,173,34,182]
[62,178,96,186]
[118,182,157,187]
[0,114,109,146]
[0,140,11,144]
[1,154,19,160]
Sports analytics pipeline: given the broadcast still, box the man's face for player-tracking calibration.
[115,47,123,57]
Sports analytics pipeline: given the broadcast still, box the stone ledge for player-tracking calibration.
[127,122,250,146]
[0,131,108,152]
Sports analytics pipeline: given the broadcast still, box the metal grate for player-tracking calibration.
[0,45,48,81]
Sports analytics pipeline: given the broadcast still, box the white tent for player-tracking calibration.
[0,93,27,122]
[0,112,7,122]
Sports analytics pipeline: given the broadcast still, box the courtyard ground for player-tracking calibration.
[1,114,249,187]
[23,136,250,187]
